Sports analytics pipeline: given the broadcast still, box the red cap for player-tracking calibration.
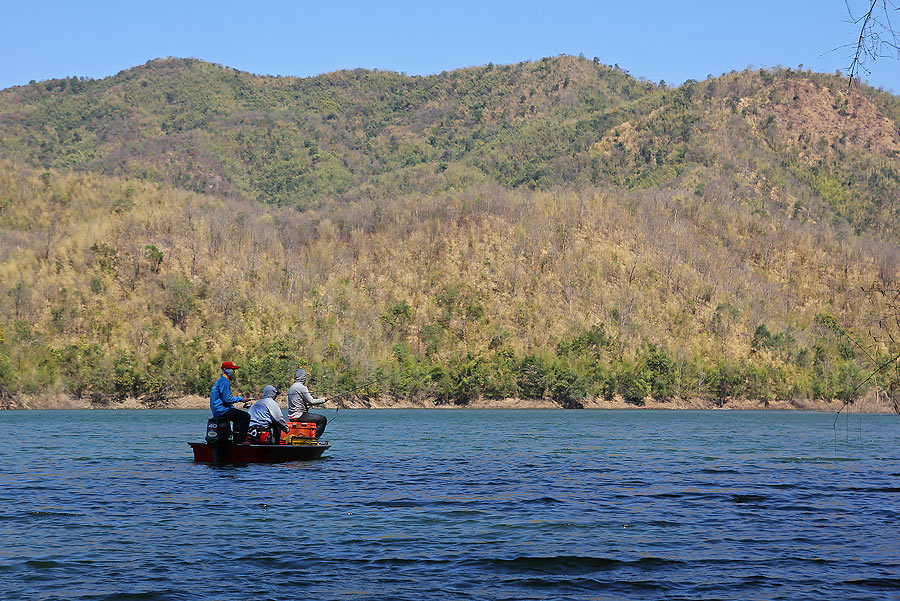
[221,361,241,370]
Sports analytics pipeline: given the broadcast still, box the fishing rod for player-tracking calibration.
[324,377,379,423]
[832,349,900,429]
[330,378,378,404]
[830,284,900,429]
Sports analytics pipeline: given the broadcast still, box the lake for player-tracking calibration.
[0,409,897,600]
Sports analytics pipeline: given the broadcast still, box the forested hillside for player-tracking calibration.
[1,56,899,408]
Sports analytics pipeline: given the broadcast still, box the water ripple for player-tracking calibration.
[0,409,897,601]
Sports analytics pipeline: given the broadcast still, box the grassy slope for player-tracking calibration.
[0,57,899,407]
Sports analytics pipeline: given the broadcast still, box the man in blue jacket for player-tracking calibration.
[210,361,250,444]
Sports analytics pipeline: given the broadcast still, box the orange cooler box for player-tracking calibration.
[287,421,318,439]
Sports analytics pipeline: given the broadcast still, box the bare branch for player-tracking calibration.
[847,0,900,86]
[848,0,880,86]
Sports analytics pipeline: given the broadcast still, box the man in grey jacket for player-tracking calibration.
[287,369,328,437]
[248,385,289,444]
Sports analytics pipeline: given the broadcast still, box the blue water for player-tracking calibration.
[0,409,898,600]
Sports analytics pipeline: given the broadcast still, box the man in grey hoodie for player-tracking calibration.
[287,369,328,437]
[248,385,289,444]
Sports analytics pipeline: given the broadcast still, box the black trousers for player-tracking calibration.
[222,407,250,442]
[295,412,327,437]
[269,422,289,444]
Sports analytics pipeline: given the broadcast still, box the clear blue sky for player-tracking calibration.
[2,1,898,92]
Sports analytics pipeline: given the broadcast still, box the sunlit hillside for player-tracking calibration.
[1,56,899,408]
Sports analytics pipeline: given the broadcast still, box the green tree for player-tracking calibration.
[145,245,163,273]
[163,275,196,331]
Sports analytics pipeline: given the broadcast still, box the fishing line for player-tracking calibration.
[858,411,863,449]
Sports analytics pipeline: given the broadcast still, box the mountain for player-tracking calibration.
[1,56,899,408]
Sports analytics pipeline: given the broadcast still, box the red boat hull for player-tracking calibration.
[189,441,329,463]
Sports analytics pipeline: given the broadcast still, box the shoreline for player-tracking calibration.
[2,393,896,414]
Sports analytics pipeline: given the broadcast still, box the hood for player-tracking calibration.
[294,368,307,383]
[262,384,278,399]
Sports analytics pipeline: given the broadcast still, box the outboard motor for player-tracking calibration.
[205,418,232,464]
